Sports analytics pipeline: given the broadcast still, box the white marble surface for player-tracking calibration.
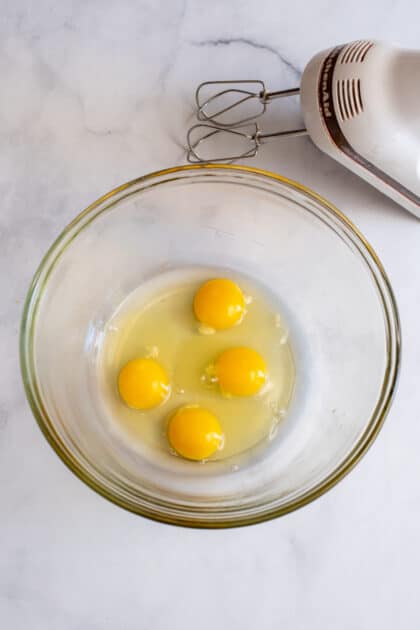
[1,1,420,628]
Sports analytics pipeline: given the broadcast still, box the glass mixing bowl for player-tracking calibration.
[20,164,400,528]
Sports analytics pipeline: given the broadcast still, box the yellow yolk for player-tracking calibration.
[214,347,267,396]
[193,278,245,330]
[167,405,224,460]
[118,358,170,410]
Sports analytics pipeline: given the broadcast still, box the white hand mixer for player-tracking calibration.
[187,40,420,218]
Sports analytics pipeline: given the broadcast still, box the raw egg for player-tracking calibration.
[100,269,295,462]
[214,346,267,396]
[167,405,224,460]
[118,357,170,410]
[193,278,245,330]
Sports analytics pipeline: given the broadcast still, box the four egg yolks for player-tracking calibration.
[167,405,224,460]
[118,358,169,410]
[117,279,270,460]
[193,278,245,330]
[214,346,267,396]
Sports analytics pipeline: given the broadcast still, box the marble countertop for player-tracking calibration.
[1,1,419,628]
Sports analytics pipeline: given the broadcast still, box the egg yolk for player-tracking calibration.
[193,278,245,330]
[167,405,224,460]
[214,346,267,396]
[118,358,170,410]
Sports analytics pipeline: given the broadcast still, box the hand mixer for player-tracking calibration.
[186,40,420,218]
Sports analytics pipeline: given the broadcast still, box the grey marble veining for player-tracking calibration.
[1,1,420,628]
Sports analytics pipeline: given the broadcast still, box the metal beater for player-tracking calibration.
[188,79,307,163]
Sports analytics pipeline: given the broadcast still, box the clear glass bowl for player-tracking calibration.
[20,164,400,528]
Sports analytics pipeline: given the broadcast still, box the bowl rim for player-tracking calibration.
[20,163,401,528]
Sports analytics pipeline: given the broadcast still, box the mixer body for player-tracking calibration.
[301,40,420,218]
